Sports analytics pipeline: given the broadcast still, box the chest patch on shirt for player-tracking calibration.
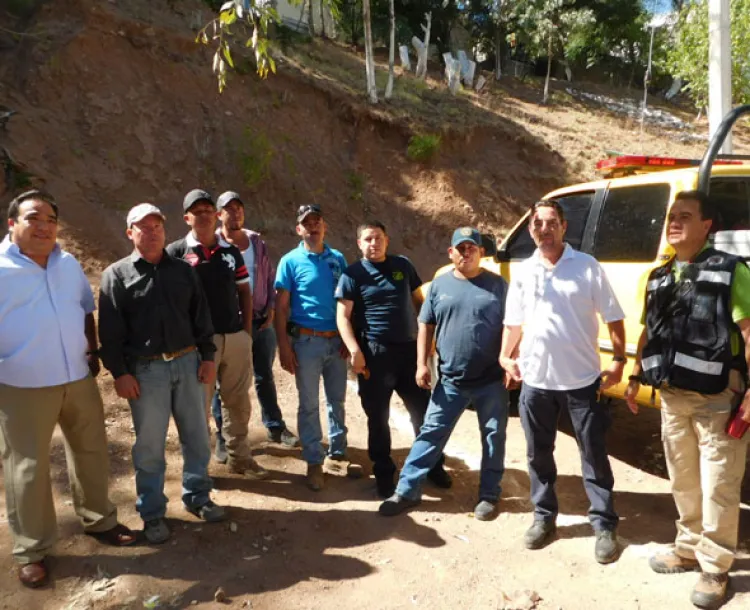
[185,252,200,267]
[222,252,236,271]
[328,260,342,280]
[392,270,404,281]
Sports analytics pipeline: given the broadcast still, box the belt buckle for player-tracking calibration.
[162,352,176,362]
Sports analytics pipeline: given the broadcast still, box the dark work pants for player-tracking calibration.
[358,340,444,481]
[519,380,618,531]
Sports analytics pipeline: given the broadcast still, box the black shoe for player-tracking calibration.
[473,499,498,521]
[375,475,396,499]
[378,494,420,516]
[214,433,228,464]
[594,529,619,564]
[267,427,300,448]
[524,520,556,550]
[426,464,453,489]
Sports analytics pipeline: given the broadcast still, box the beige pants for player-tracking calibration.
[205,331,254,461]
[660,378,749,574]
[0,377,117,564]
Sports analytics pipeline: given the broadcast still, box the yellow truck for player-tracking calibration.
[429,105,750,407]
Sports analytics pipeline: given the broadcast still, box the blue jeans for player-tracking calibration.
[519,379,618,531]
[292,335,348,464]
[396,378,509,502]
[212,321,286,436]
[129,351,213,521]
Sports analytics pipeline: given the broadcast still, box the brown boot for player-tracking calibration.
[306,463,324,491]
[18,560,48,588]
[228,456,269,480]
[649,551,700,574]
[690,572,729,609]
[324,455,363,479]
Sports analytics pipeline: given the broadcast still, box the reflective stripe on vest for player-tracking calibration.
[696,269,732,285]
[642,355,662,371]
[674,352,723,375]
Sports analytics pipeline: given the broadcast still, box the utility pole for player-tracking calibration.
[708,0,732,153]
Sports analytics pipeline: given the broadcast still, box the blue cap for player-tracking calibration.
[451,227,482,247]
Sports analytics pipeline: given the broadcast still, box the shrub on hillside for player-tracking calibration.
[407,134,440,162]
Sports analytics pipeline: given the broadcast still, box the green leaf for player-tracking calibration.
[222,45,235,69]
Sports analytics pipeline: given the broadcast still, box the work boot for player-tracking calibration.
[214,432,228,464]
[324,454,363,479]
[524,520,556,550]
[18,560,48,588]
[649,551,700,574]
[307,463,325,491]
[228,456,269,480]
[427,464,453,489]
[143,518,171,545]
[473,499,498,521]
[185,500,226,523]
[594,529,619,564]
[267,427,300,448]
[690,572,729,610]
[378,494,420,517]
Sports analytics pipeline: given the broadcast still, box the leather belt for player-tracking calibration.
[143,345,197,362]
[298,327,339,339]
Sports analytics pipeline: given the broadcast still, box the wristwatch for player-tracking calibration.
[612,355,626,363]
[628,374,643,383]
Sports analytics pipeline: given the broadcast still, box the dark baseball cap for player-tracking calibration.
[217,191,243,211]
[183,189,214,213]
[297,204,322,223]
[451,227,482,247]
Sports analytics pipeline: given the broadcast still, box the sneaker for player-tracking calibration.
[185,500,226,523]
[214,433,228,464]
[649,551,700,574]
[324,455,364,479]
[524,520,556,550]
[228,456,270,480]
[307,463,324,491]
[473,499,498,521]
[594,529,619,564]
[375,475,396,499]
[379,493,420,517]
[143,518,171,544]
[267,427,300,448]
[690,572,729,610]
[426,464,453,489]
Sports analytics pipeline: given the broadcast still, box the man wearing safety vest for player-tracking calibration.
[626,190,750,610]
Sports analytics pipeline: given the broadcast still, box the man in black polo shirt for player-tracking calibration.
[336,220,451,497]
[99,203,224,544]
[167,189,268,480]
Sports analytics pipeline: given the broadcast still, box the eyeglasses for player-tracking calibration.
[297,204,322,217]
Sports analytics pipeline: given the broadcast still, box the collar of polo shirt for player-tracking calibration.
[186,231,231,249]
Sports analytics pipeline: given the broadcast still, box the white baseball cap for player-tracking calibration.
[126,203,165,227]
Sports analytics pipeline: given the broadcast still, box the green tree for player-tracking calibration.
[199,0,279,92]
[666,0,750,109]
[512,0,594,102]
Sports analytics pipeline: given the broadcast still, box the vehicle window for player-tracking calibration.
[505,192,594,259]
[594,184,669,262]
[709,179,750,232]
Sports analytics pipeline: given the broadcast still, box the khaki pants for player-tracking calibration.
[0,377,117,564]
[660,378,749,574]
[205,331,253,461]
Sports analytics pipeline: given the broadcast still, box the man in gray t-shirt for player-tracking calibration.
[379,227,510,521]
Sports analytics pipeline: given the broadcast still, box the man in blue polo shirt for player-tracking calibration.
[275,205,360,491]
[335,220,451,498]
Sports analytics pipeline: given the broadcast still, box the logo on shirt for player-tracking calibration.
[222,252,236,271]
[185,253,200,267]
[328,260,342,281]
[392,271,404,281]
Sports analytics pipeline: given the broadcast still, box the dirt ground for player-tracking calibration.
[0,364,748,610]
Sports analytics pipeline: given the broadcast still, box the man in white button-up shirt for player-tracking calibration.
[0,190,134,589]
[501,199,626,565]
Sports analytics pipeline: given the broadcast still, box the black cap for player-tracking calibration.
[217,191,243,211]
[183,189,214,213]
[297,204,322,223]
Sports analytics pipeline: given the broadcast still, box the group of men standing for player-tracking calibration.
[1,188,748,610]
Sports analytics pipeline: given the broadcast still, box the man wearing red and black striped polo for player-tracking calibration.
[168,189,268,480]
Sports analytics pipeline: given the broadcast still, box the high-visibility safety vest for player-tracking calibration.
[641,247,744,394]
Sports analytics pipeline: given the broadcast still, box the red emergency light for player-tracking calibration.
[596,155,743,177]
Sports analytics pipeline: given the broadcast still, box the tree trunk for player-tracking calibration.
[318,0,326,38]
[416,11,431,80]
[385,0,395,99]
[543,35,552,104]
[494,28,502,80]
[362,0,378,103]
[307,0,315,37]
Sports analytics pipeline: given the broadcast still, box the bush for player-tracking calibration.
[407,133,441,162]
